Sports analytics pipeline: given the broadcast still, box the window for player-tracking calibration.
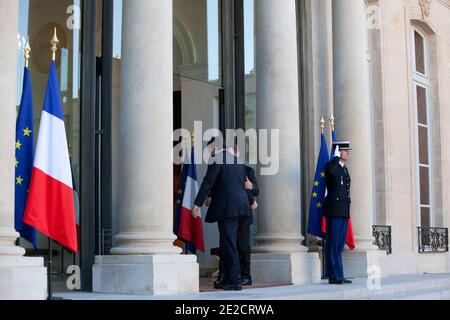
[414,31,426,75]
[412,29,432,228]
[173,0,222,85]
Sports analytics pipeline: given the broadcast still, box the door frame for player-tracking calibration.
[79,0,114,291]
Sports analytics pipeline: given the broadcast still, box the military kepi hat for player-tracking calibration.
[333,141,352,151]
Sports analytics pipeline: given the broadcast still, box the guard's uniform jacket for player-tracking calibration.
[323,156,351,219]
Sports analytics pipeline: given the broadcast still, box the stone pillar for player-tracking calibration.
[332,0,382,278]
[0,0,46,299]
[252,0,321,285]
[301,0,334,254]
[93,0,198,295]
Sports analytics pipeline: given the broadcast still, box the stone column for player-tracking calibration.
[252,0,321,285]
[332,0,381,278]
[0,0,46,299]
[93,0,198,295]
[301,0,334,253]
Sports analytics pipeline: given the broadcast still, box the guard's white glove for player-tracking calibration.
[334,145,341,158]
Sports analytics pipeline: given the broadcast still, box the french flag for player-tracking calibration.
[177,148,205,253]
[23,61,78,253]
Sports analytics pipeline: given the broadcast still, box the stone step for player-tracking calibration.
[55,274,450,300]
[250,274,450,300]
[375,286,450,300]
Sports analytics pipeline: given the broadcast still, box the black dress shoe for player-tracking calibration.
[328,278,344,285]
[214,280,224,289]
[342,279,352,284]
[214,273,225,289]
[241,278,253,286]
[222,283,243,291]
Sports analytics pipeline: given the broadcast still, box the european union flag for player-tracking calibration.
[15,67,37,248]
[307,133,329,238]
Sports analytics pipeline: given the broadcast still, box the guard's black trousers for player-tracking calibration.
[325,217,349,280]
[218,215,252,282]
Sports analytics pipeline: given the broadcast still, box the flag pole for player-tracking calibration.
[329,114,335,135]
[320,117,327,280]
[51,27,59,62]
[48,238,53,300]
[330,113,335,154]
[24,37,31,68]
[46,27,59,301]
[322,113,337,280]
[320,116,325,139]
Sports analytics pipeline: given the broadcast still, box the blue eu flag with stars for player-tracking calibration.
[15,67,37,248]
[307,133,329,239]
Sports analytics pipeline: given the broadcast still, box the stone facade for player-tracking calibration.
[366,0,450,275]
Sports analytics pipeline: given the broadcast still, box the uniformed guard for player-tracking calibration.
[323,141,353,285]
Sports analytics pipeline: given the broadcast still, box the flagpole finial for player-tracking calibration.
[24,38,31,68]
[50,27,59,61]
[191,132,195,145]
[329,113,335,132]
[320,117,325,134]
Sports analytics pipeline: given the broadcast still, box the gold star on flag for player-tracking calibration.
[16,176,23,185]
[15,140,22,150]
[178,189,183,194]
[314,180,319,187]
[23,127,32,137]
[316,202,322,209]
[320,172,325,178]
[312,192,318,198]
[176,200,182,205]
[14,158,19,168]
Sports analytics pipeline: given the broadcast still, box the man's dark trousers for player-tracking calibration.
[326,217,348,280]
[218,215,252,282]
[237,215,252,280]
[218,217,242,285]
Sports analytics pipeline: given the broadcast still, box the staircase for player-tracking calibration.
[239,274,450,300]
[55,273,450,300]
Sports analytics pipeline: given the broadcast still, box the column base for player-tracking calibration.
[0,256,47,300]
[343,249,386,278]
[251,252,321,285]
[93,254,199,295]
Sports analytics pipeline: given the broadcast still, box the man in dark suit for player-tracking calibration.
[239,166,259,285]
[214,165,259,288]
[193,144,251,291]
[323,141,352,285]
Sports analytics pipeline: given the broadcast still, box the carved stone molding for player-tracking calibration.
[420,0,431,18]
